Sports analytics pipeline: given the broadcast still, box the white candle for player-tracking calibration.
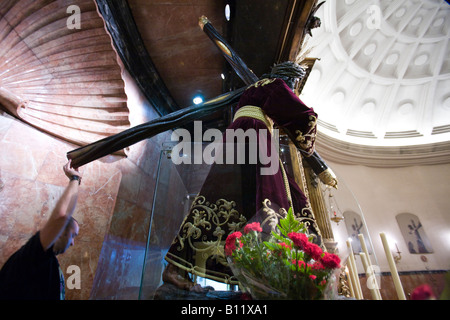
[358,234,382,299]
[380,232,406,300]
[347,240,363,299]
[346,241,357,297]
[347,256,359,299]
[358,234,371,264]
[345,268,355,298]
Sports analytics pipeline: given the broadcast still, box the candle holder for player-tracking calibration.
[330,213,344,224]
[327,190,344,225]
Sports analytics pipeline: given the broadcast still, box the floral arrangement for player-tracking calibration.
[225,208,341,300]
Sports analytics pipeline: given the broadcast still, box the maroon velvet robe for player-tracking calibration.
[165,78,321,284]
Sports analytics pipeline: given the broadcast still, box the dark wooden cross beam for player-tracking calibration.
[67,12,332,183]
[67,86,246,168]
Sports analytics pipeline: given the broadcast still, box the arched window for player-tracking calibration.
[343,211,372,254]
[396,213,433,254]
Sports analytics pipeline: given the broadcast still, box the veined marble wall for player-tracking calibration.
[0,112,123,299]
[0,66,173,300]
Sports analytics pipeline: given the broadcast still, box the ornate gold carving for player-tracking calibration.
[303,164,334,247]
[175,196,247,263]
[287,140,309,197]
[338,267,352,298]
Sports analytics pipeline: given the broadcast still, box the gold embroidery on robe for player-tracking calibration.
[295,115,317,153]
[260,199,288,231]
[166,196,323,283]
[175,195,247,264]
[248,78,276,89]
[261,199,323,247]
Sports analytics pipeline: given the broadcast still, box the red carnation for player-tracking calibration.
[291,259,307,270]
[304,242,323,261]
[243,222,263,234]
[320,252,341,269]
[298,260,306,269]
[288,232,309,249]
[225,231,243,256]
[279,242,292,250]
[411,284,436,300]
[311,261,324,270]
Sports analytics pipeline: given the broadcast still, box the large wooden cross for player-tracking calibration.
[67,16,332,184]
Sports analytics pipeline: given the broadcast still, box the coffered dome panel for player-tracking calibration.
[301,0,450,150]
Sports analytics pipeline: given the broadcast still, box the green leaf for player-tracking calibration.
[263,241,278,251]
[271,230,286,242]
[278,207,305,236]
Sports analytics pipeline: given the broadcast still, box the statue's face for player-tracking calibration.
[285,77,300,91]
[294,77,300,89]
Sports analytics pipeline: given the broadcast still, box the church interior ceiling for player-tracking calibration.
[0,0,449,167]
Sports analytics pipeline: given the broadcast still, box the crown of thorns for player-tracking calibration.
[269,61,306,80]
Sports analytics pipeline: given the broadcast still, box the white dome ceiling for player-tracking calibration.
[301,0,450,147]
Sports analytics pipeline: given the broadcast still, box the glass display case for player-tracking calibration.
[138,139,379,299]
[138,142,213,299]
